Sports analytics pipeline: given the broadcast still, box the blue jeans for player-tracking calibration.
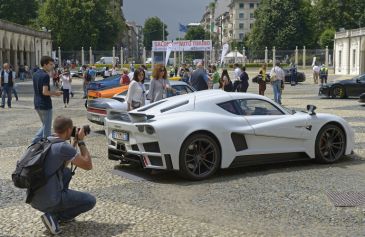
[1,84,12,107]
[19,72,25,81]
[32,109,53,144]
[272,80,282,104]
[38,168,96,221]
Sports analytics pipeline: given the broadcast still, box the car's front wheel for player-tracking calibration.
[331,85,346,99]
[315,124,346,163]
[179,134,221,180]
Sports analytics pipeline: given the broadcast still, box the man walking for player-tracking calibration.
[29,116,96,235]
[32,56,62,144]
[270,62,285,105]
[190,62,210,91]
[1,63,14,108]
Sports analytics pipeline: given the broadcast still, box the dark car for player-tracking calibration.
[252,69,306,84]
[319,73,365,99]
[359,92,365,103]
[87,74,121,91]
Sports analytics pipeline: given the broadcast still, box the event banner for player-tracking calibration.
[152,40,212,52]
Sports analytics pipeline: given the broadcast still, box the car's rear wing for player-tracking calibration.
[107,109,154,123]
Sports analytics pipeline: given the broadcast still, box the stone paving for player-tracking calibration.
[1,71,365,236]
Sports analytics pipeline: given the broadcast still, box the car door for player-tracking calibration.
[353,74,365,96]
[236,99,310,154]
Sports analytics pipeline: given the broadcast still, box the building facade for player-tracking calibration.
[0,19,52,71]
[334,28,365,75]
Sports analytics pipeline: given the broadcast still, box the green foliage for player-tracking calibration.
[143,17,168,50]
[248,0,316,50]
[319,28,335,48]
[0,0,38,25]
[313,0,365,33]
[184,26,209,40]
[37,0,123,50]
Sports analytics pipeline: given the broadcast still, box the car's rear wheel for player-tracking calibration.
[179,134,221,180]
[315,124,346,163]
[331,86,346,99]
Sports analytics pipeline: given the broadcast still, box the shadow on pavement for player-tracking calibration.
[111,155,365,185]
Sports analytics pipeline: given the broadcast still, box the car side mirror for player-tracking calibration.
[306,104,317,115]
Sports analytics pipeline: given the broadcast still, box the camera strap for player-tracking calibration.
[71,163,77,176]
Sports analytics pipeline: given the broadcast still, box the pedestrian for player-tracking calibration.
[220,69,233,92]
[211,65,220,89]
[148,64,171,103]
[126,68,146,111]
[120,68,131,86]
[24,64,30,79]
[88,66,96,81]
[233,63,242,81]
[83,66,91,99]
[19,65,25,81]
[290,63,297,86]
[236,66,249,92]
[29,115,96,235]
[258,63,267,95]
[103,66,110,78]
[270,62,285,104]
[61,69,72,108]
[313,64,320,84]
[31,56,62,144]
[111,66,118,76]
[0,63,14,108]
[320,64,328,85]
[190,62,210,91]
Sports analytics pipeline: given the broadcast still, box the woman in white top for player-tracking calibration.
[126,68,146,111]
[61,69,72,107]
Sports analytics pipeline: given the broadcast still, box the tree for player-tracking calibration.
[37,0,123,50]
[319,28,335,49]
[184,26,209,40]
[0,0,38,25]
[313,0,365,36]
[143,17,168,50]
[247,0,316,50]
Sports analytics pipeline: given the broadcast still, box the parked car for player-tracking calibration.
[319,73,365,99]
[252,69,306,83]
[87,74,121,91]
[87,81,195,125]
[104,90,354,180]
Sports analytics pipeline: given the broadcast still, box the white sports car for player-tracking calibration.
[105,90,355,180]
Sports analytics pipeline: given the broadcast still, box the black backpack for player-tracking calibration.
[12,139,64,201]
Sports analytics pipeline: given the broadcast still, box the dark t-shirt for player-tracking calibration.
[33,69,52,110]
[30,138,77,210]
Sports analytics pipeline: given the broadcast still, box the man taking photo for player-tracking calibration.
[29,116,96,235]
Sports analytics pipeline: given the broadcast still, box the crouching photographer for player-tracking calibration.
[29,116,96,235]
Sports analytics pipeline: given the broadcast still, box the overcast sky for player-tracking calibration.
[123,0,211,40]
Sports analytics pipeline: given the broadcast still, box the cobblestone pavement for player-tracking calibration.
[1,73,365,237]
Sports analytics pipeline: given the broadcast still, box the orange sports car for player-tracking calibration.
[88,85,129,100]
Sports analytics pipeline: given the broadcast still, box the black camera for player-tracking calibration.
[71,125,91,138]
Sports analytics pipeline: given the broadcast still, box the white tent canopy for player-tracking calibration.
[224,51,246,63]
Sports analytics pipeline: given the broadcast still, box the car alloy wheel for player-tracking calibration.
[331,86,345,99]
[179,134,220,180]
[315,124,346,163]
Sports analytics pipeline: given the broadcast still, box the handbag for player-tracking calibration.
[131,100,141,108]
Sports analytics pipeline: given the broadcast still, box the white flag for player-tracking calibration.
[220,43,229,65]
[165,43,173,66]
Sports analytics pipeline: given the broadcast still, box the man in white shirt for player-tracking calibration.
[270,63,285,105]
[233,63,242,81]
[313,64,320,84]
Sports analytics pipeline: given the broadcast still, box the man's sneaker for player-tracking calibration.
[41,213,62,235]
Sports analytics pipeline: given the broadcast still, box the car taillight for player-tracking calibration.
[87,107,107,115]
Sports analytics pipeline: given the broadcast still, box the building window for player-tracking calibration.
[239,13,244,19]
[250,13,254,19]
[353,49,356,68]
[239,33,244,40]
[250,3,255,8]
[250,23,253,29]
[239,3,244,9]
[239,23,244,30]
